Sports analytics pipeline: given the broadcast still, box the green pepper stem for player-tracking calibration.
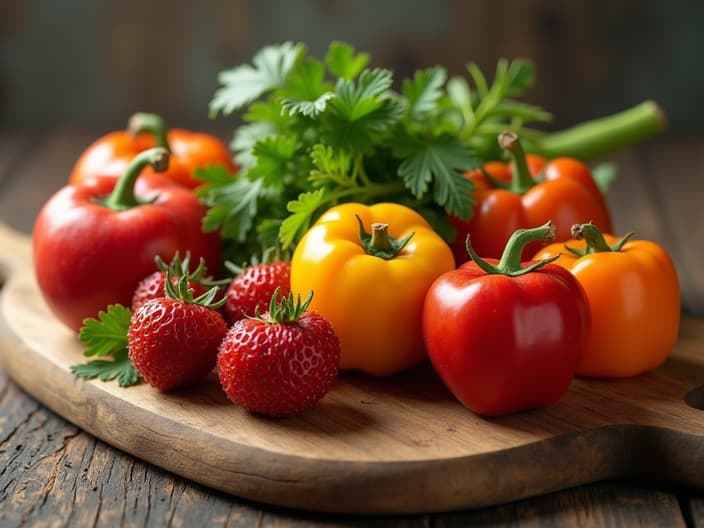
[499,131,535,194]
[103,147,169,210]
[466,221,559,277]
[127,112,172,152]
[532,101,666,161]
[571,223,635,254]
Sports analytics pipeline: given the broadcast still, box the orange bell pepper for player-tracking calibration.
[450,132,612,263]
[533,223,680,378]
[70,113,235,189]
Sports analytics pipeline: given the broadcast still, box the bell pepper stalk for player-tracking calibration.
[290,202,455,377]
[450,131,612,264]
[423,221,590,416]
[533,223,680,378]
[33,147,222,332]
[69,112,235,189]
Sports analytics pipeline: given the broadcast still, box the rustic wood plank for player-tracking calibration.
[637,137,704,315]
[436,481,686,527]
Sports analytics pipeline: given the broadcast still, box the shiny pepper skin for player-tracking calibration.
[290,202,455,377]
[451,132,612,263]
[534,224,680,378]
[70,112,235,189]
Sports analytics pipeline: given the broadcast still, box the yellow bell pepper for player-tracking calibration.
[290,202,455,376]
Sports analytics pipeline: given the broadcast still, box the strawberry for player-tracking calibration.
[224,260,291,323]
[131,253,217,313]
[217,289,340,417]
[128,273,227,392]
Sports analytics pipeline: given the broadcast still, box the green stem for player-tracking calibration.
[570,223,635,255]
[356,215,414,260]
[532,100,666,161]
[103,148,170,210]
[370,223,392,252]
[499,131,535,194]
[465,221,560,277]
[127,112,172,152]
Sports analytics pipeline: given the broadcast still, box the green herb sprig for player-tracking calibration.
[202,41,551,261]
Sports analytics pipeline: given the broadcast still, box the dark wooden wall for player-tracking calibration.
[1,0,703,132]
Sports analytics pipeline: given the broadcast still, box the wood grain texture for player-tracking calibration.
[1,225,703,515]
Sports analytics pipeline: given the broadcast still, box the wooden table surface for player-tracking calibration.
[0,127,703,527]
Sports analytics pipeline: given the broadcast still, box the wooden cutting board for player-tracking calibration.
[1,223,703,514]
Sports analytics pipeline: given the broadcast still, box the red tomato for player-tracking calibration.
[423,222,590,416]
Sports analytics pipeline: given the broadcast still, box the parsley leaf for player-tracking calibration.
[196,166,263,241]
[279,189,328,249]
[70,349,139,388]
[78,304,131,357]
[325,41,369,80]
[394,134,479,219]
[210,42,304,117]
[71,304,140,388]
[403,67,447,120]
[248,135,299,187]
[281,92,336,118]
[322,69,404,153]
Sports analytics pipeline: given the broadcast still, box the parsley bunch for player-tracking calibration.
[201,41,551,261]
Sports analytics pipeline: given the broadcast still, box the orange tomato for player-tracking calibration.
[534,224,680,378]
[70,113,235,189]
[451,133,612,263]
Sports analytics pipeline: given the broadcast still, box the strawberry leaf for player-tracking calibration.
[72,304,140,387]
[78,304,132,357]
[70,349,140,388]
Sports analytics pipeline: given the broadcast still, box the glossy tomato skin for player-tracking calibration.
[70,129,235,189]
[422,260,590,416]
[33,173,221,332]
[451,156,612,264]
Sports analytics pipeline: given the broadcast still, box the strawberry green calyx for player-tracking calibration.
[156,252,229,288]
[565,223,635,257]
[254,287,313,324]
[164,269,227,309]
[356,215,414,260]
[465,221,560,277]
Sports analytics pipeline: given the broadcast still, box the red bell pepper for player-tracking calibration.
[450,132,612,264]
[33,148,222,332]
[69,113,235,189]
[423,222,590,416]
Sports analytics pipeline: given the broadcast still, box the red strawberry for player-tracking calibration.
[224,261,291,323]
[131,253,217,313]
[218,289,340,417]
[128,273,227,392]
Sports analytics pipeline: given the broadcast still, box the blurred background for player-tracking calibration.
[2,0,703,134]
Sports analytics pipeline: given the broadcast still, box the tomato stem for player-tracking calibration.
[569,223,635,255]
[466,222,560,277]
[103,147,170,210]
[499,131,535,194]
[532,101,666,161]
[127,112,172,152]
